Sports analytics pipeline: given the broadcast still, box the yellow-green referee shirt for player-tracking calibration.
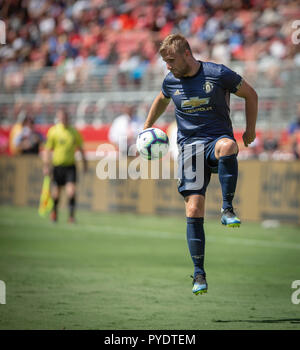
[45,123,83,166]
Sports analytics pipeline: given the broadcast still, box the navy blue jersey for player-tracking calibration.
[161,61,242,145]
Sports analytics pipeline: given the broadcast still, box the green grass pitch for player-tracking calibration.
[0,205,299,330]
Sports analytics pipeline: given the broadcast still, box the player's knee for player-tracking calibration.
[51,187,60,200]
[217,139,238,157]
[185,195,205,217]
[186,205,203,218]
[66,183,76,198]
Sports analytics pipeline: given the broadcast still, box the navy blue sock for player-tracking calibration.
[186,217,205,277]
[218,154,238,210]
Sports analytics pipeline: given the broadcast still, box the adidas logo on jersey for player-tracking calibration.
[174,89,182,95]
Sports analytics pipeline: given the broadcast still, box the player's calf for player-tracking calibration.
[217,152,241,227]
[68,195,76,223]
[50,198,59,222]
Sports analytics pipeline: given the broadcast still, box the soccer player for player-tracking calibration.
[143,34,258,295]
[43,108,87,223]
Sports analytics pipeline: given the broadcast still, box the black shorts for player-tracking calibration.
[52,165,77,186]
[177,135,236,198]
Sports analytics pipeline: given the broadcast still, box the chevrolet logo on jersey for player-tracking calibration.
[181,97,210,109]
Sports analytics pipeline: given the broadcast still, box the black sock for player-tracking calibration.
[53,198,59,214]
[186,217,205,278]
[218,154,238,210]
[69,196,76,218]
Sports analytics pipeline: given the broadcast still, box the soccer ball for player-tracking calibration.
[136,128,169,160]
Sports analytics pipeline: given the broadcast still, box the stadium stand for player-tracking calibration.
[0,0,300,159]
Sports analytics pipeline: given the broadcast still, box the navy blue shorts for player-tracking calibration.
[177,135,236,198]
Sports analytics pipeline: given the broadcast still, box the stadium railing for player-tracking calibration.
[0,60,299,129]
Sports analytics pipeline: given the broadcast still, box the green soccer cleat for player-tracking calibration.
[221,207,241,227]
[191,274,208,295]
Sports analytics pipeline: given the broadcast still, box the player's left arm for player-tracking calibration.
[78,146,88,173]
[43,128,54,176]
[234,79,258,147]
[75,130,88,172]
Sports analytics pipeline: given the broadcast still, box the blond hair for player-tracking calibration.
[159,34,192,57]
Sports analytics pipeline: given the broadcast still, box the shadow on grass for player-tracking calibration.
[214,318,300,324]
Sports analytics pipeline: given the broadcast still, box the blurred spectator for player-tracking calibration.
[288,103,300,159]
[288,103,300,135]
[255,129,294,161]
[0,129,8,155]
[290,131,300,159]
[108,104,143,156]
[262,130,280,154]
[14,116,44,155]
[0,0,300,159]
[9,111,27,155]
[1,0,300,94]
[247,137,262,159]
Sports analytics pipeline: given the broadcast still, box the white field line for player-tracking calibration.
[1,217,300,251]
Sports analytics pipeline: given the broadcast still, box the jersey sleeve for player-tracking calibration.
[219,64,243,93]
[161,78,171,98]
[44,127,54,150]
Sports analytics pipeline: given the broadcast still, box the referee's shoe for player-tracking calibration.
[221,207,241,227]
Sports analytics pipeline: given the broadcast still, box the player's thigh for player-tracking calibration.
[65,182,76,198]
[65,166,77,197]
[51,167,63,198]
[184,194,205,218]
[51,184,61,199]
[214,137,238,159]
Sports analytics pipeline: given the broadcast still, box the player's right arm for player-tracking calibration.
[234,80,258,147]
[75,129,88,173]
[42,128,54,176]
[144,91,170,129]
[42,149,52,176]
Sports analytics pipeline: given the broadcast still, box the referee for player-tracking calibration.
[43,109,87,223]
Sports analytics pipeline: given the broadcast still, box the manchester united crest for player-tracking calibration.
[203,81,213,93]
